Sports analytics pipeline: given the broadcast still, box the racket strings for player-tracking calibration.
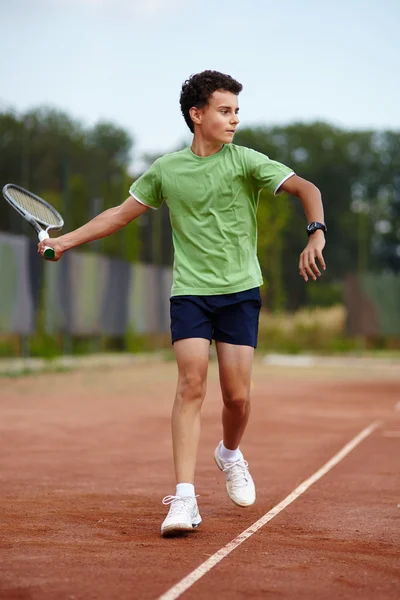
[10,189,61,226]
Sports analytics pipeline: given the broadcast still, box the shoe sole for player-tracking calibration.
[161,520,202,537]
[214,450,256,508]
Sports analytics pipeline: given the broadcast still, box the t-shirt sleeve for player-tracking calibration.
[245,148,295,196]
[129,159,163,210]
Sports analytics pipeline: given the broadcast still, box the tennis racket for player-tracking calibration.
[2,183,64,260]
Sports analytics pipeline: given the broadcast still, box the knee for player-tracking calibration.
[223,389,250,411]
[177,372,206,403]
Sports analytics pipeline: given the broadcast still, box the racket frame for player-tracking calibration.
[2,183,64,259]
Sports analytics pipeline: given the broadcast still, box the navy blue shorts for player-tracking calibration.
[170,287,262,348]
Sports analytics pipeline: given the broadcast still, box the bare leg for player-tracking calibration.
[216,342,254,450]
[171,338,210,483]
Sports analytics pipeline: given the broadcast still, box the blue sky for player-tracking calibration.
[1,0,399,168]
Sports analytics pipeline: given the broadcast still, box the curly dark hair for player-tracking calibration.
[180,70,243,133]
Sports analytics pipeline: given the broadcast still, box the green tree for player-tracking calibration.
[0,106,141,263]
[235,123,400,309]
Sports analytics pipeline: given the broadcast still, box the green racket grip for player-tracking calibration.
[44,246,55,259]
[38,230,55,260]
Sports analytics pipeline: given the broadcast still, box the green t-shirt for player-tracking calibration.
[129,144,294,296]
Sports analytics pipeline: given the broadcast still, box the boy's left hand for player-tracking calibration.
[299,231,326,282]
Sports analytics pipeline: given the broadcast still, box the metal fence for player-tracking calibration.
[0,232,172,336]
[344,273,400,336]
[2,232,400,340]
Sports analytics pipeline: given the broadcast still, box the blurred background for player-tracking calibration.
[1,0,399,359]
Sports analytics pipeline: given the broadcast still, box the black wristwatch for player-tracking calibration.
[306,221,327,236]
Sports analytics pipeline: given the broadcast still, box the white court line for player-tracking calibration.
[158,421,381,600]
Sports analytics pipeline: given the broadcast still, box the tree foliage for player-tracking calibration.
[234,123,400,309]
[1,107,399,310]
[0,107,139,261]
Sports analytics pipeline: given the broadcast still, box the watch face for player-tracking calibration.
[307,222,326,234]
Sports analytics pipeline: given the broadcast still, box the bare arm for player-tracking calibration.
[37,196,150,260]
[279,175,326,282]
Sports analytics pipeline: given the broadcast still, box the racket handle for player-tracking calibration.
[38,230,55,260]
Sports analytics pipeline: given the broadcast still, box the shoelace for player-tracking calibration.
[222,459,250,489]
[162,495,199,515]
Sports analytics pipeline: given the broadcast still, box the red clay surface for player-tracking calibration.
[0,359,399,600]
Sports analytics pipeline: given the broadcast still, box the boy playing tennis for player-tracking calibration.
[38,70,326,537]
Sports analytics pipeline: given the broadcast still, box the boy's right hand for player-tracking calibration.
[37,237,65,261]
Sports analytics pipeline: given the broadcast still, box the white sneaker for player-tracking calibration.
[214,442,256,507]
[161,495,202,537]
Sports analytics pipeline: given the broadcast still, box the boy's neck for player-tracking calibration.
[191,136,224,157]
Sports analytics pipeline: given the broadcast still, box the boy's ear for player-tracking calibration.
[189,106,202,126]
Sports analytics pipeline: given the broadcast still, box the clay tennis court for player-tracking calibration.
[1,357,399,599]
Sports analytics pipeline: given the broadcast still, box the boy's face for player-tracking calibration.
[191,90,240,143]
